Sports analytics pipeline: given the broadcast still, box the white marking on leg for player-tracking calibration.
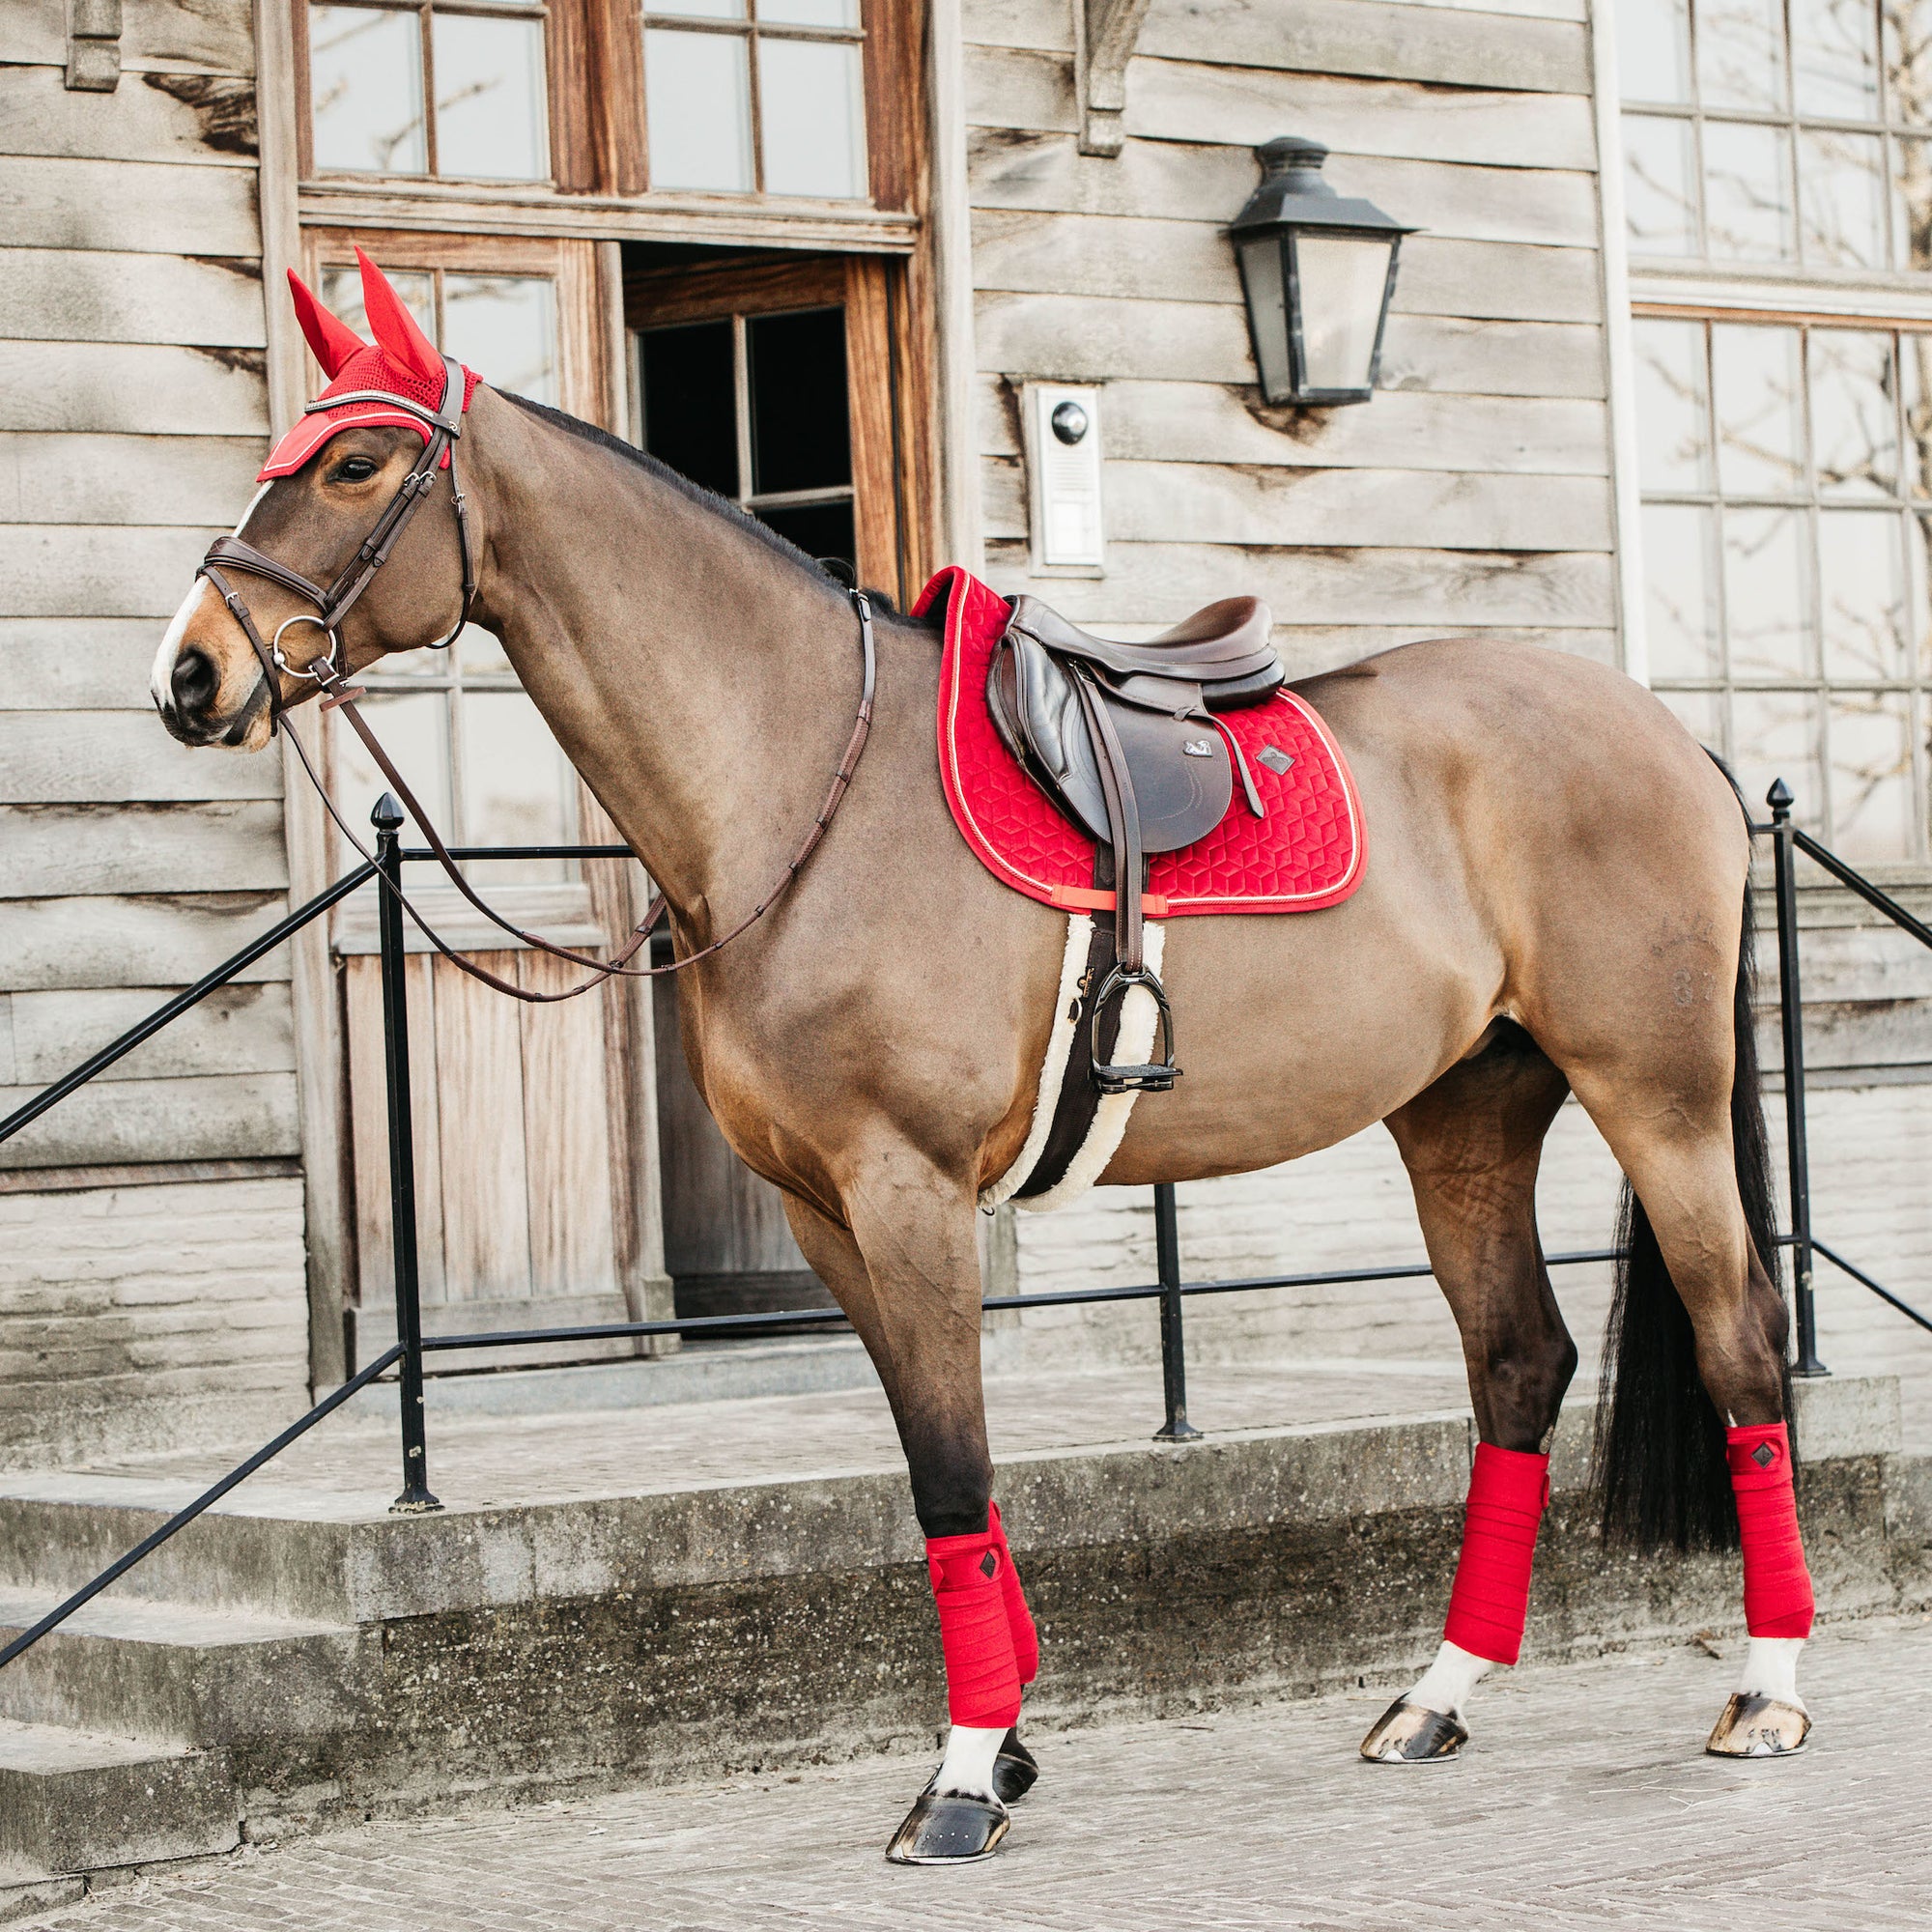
[1405,1639,1495,1718]
[1736,1635,1804,1708]
[932,1723,1007,1801]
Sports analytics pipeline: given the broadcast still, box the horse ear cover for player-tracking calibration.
[1725,1422,1814,1636]
[1443,1442,1550,1665]
[356,244,443,388]
[287,270,366,380]
[925,1507,1037,1730]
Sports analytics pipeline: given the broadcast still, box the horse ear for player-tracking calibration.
[287,270,366,380]
[355,246,442,385]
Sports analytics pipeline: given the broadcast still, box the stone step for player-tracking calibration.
[0,1719,237,1876]
[0,1592,372,1747]
[0,1862,86,1927]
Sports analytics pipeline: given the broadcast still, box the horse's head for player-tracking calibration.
[154,250,480,753]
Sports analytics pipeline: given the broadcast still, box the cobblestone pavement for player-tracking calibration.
[32,1619,1931,1932]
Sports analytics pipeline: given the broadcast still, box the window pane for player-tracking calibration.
[1811,329,1896,499]
[1643,503,1723,678]
[1292,236,1398,391]
[330,689,450,857]
[320,262,435,348]
[458,624,514,676]
[309,5,426,175]
[1829,690,1917,859]
[1714,324,1805,495]
[1656,686,1725,748]
[461,691,571,881]
[1617,0,1693,102]
[1883,0,1932,128]
[1634,318,1714,492]
[1697,0,1789,108]
[645,29,753,191]
[1624,114,1700,255]
[1732,688,1824,826]
[1903,335,1932,497]
[1725,507,1814,676]
[1798,130,1887,269]
[640,321,739,497]
[441,273,557,406]
[1820,509,1910,677]
[1889,135,1932,270]
[647,0,744,15]
[758,38,867,200]
[1790,0,1881,116]
[755,499,855,573]
[1703,122,1796,262]
[433,12,548,181]
[747,308,850,494]
[760,0,859,20]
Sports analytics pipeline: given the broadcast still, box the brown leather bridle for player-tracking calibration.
[197,364,877,1003]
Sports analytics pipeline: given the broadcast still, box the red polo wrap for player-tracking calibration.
[1442,1442,1550,1666]
[1727,1422,1814,1637]
[925,1525,1022,1729]
[988,1500,1038,1685]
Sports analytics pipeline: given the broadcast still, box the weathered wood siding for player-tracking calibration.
[963,0,1617,670]
[0,4,309,1460]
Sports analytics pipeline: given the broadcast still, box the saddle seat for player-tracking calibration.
[985,590,1283,1091]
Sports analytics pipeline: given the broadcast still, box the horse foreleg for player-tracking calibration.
[781,1174,1037,1862]
[1362,1029,1575,1764]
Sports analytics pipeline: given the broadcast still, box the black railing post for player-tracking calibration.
[1151,1182,1202,1440]
[375,793,443,1512]
[1768,779,1826,1378]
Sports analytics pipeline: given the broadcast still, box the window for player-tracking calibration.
[1635,312,1932,860]
[642,0,867,198]
[1620,0,1932,267]
[308,252,578,885]
[307,0,551,182]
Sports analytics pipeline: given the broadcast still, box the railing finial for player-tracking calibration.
[1767,777,1793,817]
[372,790,404,833]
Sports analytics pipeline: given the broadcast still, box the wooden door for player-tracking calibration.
[627,250,922,1320]
[314,231,658,1367]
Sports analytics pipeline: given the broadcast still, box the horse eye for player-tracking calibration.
[333,456,378,483]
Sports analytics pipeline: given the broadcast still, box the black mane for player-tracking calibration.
[499,389,923,621]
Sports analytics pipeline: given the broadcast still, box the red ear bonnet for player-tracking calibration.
[258,254,481,480]
[287,270,365,380]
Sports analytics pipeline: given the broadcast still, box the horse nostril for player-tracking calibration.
[172,647,219,715]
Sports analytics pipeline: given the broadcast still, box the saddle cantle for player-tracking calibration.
[985,592,1283,1094]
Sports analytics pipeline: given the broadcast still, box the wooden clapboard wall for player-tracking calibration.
[0,1,317,1461]
[963,0,1616,668]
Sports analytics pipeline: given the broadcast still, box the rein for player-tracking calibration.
[198,375,879,1004]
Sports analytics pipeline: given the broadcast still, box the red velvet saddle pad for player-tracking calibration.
[917,565,1366,919]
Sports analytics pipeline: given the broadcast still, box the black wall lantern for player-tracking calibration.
[1230,136,1415,408]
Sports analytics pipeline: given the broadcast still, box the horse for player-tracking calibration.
[150,257,1815,1862]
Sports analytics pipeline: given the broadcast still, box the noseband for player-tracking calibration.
[189,361,877,1003]
[198,353,476,715]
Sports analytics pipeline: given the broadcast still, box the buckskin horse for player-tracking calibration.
[151,255,1816,1862]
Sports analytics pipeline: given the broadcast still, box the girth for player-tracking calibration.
[986,591,1283,1093]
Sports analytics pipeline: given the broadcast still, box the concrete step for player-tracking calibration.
[0,1719,236,1875]
[0,1592,373,1747]
[0,1862,87,1926]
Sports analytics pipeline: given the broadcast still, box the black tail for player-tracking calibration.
[1592,865,1785,1553]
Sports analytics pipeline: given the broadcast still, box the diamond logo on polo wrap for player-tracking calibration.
[1752,1442,1777,1468]
[980,1551,999,1578]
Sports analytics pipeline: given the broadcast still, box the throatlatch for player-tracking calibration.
[1442,1442,1551,1666]
[1726,1422,1814,1637]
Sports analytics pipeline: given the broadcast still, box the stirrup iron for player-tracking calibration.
[1090,963,1179,1094]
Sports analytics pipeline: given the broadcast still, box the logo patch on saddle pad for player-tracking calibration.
[1753,1442,1778,1469]
[1258,745,1294,776]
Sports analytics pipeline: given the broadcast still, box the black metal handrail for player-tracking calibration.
[1,781,1928,1671]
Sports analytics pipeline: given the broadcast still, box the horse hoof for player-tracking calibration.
[1360,1697,1469,1764]
[1706,1692,1811,1758]
[994,1727,1039,1804]
[885,1790,1010,1864]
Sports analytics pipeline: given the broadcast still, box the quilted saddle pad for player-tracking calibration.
[917,566,1366,919]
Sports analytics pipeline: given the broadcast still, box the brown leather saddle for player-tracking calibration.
[986,592,1282,1092]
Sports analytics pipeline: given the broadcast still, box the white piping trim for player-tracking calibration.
[1015,922,1163,1217]
[980,914,1090,1210]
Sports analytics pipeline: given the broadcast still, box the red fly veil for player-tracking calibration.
[260,248,481,480]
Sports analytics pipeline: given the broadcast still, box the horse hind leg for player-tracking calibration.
[1361,1023,1576,1764]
